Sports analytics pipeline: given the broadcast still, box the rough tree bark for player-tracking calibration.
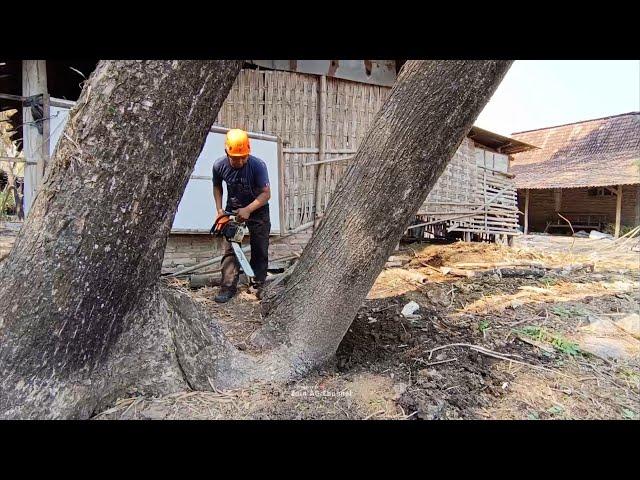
[0,60,244,418]
[0,60,512,419]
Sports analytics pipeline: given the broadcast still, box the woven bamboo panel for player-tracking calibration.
[319,77,389,215]
[264,71,319,228]
[419,138,478,214]
[216,69,391,230]
[416,140,519,238]
[214,69,518,238]
[448,167,519,236]
[216,70,265,133]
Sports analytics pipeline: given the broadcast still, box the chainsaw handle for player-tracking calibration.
[210,210,242,235]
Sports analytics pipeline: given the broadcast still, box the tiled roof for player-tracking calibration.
[510,112,640,189]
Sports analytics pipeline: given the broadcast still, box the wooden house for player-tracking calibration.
[510,112,640,237]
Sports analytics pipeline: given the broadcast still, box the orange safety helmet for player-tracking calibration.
[225,129,251,157]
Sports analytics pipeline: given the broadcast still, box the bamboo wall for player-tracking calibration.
[416,139,520,239]
[215,69,390,231]
[215,68,520,240]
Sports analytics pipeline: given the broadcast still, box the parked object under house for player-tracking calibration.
[510,112,640,237]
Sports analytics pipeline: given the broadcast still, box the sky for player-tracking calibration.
[475,60,640,136]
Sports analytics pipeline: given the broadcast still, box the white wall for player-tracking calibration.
[38,100,282,233]
[173,128,281,234]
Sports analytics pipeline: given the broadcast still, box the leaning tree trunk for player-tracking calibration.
[0,60,512,419]
[0,60,243,418]
[252,61,513,370]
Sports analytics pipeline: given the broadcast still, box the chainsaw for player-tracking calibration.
[210,210,255,281]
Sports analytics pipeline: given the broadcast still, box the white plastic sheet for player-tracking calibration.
[43,99,281,233]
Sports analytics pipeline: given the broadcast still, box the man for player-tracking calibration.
[212,129,271,303]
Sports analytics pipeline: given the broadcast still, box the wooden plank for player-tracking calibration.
[0,157,37,165]
[41,92,50,175]
[304,155,354,167]
[282,147,357,154]
[0,93,25,102]
[210,125,277,142]
[314,75,327,227]
[476,164,515,178]
[419,210,517,216]
[451,229,517,236]
[21,60,48,216]
[615,185,623,238]
[554,188,562,212]
[277,138,287,235]
[636,185,640,227]
[49,97,76,109]
[524,188,530,235]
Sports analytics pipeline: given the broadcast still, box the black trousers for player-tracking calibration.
[220,205,270,289]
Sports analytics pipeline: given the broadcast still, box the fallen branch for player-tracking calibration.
[556,213,576,257]
[420,262,444,274]
[428,343,520,360]
[592,225,640,253]
[515,335,555,354]
[188,253,300,289]
[440,266,546,278]
[610,226,640,252]
[452,260,546,269]
[415,357,458,367]
[439,266,476,278]
[391,268,430,284]
[363,409,386,420]
[439,263,594,279]
[427,342,574,378]
[266,263,296,290]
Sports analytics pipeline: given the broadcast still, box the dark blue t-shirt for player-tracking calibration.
[212,155,270,211]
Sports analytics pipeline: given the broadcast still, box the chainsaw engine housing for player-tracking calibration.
[220,221,247,243]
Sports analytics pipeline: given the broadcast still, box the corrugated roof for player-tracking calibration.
[510,112,640,189]
[468,126,538,154]
[247,60,397,87]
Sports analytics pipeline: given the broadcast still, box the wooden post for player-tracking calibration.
[615,184,623,238]
[313,75,327,228]
[553,187,562,212]
[636,185,640,227]
[22,60,48,216]
[41,92,51,176]
[524,188,530,235]
[277,138,287,235]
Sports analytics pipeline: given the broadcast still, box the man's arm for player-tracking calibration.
[213,184,224,216]
[212,163,225,217]
[237,186,271,221]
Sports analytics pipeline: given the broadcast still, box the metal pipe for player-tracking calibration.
[209,125,278,143]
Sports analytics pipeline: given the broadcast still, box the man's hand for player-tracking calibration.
[236,207,252,222]
[216,208,226,218]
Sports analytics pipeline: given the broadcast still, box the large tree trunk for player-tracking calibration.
[0,60,511,419]
[0,60,243,418]
[252,61,513,369]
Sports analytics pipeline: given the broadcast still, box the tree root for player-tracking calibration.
[0,284,309,419]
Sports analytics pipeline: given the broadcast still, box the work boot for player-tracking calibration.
[250,281,265,300]
[214,287,236,303]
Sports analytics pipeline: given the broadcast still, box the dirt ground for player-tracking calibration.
[94,233,640,420]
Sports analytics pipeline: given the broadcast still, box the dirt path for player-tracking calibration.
[95,236,640,420]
